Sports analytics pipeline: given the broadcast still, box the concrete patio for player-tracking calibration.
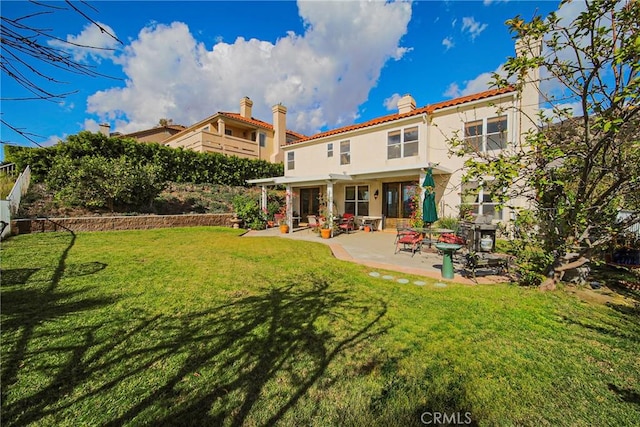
[243,226,514,285]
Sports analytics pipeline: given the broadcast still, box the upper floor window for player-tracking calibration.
[464,116,507,152]
[287,151,295,170]
[259,132,266,147]
[340,140,350,165]
[387,126,419,159]
[327,143,333,158]
[225,129,233,136]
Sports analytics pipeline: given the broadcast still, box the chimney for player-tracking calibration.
[515,36,542,129]
[99,123,110,137]
[270,103,287,163]
[240,97,253,119]
[397,94,416,114]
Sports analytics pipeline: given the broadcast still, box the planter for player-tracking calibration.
[320,228,331,239]
[280,224,289,234]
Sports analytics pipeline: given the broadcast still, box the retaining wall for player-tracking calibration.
[11,213,234,235]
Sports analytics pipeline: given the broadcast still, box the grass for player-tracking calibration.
[1,227,639,426]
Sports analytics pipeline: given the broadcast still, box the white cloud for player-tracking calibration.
[384,93,403,111]
[461,17,488,41]
[443,65,506,98]
[49,22,120,62]
[42,134,65,147]
[86,1,412,136]
[442,37,454,51]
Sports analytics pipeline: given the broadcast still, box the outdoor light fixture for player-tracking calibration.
[374,189,379,200]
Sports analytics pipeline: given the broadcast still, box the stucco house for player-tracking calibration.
[249,39,541,232]
[163,98,306,163]
[97,123,186,143]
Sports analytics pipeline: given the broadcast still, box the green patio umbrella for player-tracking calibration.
[422,168,438,224]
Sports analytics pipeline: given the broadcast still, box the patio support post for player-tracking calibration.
[260,185,267,212]
[327,181,334,237]
[286,184,292,233]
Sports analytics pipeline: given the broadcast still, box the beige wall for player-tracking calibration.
[283,116,429,178]
[284,91,534,221]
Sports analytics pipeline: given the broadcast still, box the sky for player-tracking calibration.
[1,0,565,157]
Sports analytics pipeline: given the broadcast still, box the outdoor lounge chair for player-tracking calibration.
[395,231,422,256]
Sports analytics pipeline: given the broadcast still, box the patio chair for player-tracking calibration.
[395,219,413,244]
[338,213,356,234]
[307,215,319,232]
[395,231,422,256]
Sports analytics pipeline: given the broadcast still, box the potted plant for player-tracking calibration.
[318,194,337,239]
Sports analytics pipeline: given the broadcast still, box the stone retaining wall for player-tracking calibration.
[11,213,234,234]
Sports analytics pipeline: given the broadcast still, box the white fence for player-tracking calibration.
[1,165,31,239]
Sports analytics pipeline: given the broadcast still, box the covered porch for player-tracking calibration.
[247,163,452,234]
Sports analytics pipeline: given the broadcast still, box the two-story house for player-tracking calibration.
[163,97,306,163]
[249,38,540,231]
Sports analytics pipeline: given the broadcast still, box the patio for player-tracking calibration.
[243,227,513,285]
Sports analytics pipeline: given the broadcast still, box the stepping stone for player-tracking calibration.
[382,275,394,280]
[413,281,426,286]
[369,272,381,278]
[397,278,409,284]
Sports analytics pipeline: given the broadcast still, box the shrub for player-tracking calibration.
[46,155,165,211]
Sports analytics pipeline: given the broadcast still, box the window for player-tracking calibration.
[345,185,369,216]
[387,126,419,159]
[259,132,266,147]
[340,140,350,165]
[461,181,503,220]
[225,129,233,136]
[464,116,507,152]
[287,151,295,170]
[327,143,333,158]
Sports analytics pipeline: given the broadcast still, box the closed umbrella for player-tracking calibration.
[422,168,438,224]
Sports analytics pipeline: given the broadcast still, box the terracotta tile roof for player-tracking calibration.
[289,86,515,144]
[219,112,306,139]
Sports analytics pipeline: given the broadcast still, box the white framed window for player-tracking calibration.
[259,132,266,147]
[327,143,333,158]
[464,116,507,152]
[461,181,503,220]
[345,185,369,216]
[387,126,419,159]
[287,151,295,170]
[340,140,350,165]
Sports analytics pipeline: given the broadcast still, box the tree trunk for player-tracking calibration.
[539,256,590,291]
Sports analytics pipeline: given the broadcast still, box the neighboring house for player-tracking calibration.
[249,39,541,231]
[97,123,186,144]
[162,97,306,163]
[120,124,186,144]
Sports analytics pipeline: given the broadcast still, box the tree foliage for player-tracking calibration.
[4,131,284,186]
[451,0,639,286]
[46,155,165,211]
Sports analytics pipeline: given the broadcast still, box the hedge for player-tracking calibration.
[4,131,283,186]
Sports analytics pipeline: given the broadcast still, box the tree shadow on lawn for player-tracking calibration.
[1,231,114,424]
[103,279,389,427]
[3,263,389,426]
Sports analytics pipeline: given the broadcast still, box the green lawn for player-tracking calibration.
[1,227,638,426]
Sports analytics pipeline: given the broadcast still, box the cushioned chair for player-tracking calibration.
[395,231,422,256]
[338,213,356,234]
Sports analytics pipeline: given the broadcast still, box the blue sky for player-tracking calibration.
[1,0,563,156]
